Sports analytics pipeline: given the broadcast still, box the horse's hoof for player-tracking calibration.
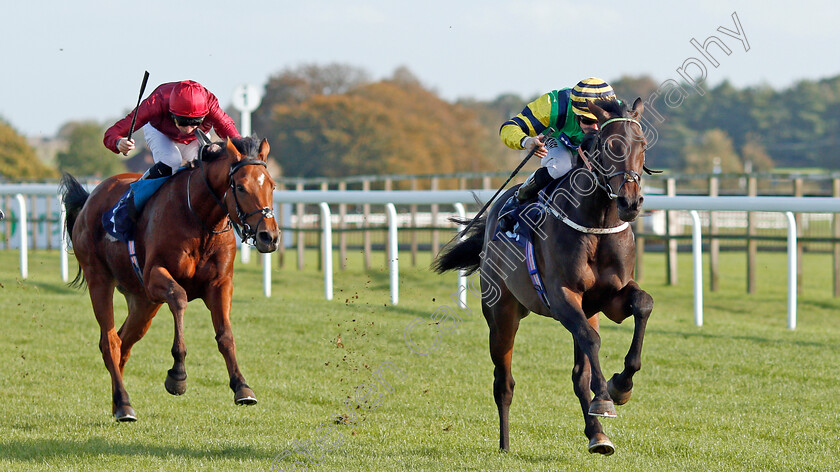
[607,374,632,405]
[114,405,137,422]
[588,433,615,455]
[234,385,258,405]
[588,399,617,417]
[165,373,187,396]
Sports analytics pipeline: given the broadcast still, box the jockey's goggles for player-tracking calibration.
[172,114,205,127]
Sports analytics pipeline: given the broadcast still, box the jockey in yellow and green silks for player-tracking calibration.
[498,78,617,228]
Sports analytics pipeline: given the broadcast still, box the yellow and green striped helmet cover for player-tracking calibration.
[570,77,616,120]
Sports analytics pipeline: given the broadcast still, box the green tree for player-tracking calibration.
[56,121,125,177]
[265,66,495,178]
[0,119,57,181]
[611,75,660,103]
[681,129,742,174]
[740,135,774,172]
[459,92,532,169]
[252,63,370,138]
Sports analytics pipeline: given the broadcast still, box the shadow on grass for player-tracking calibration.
[19,280,82,296]
[602,323,831,349]
[0,437,277,462]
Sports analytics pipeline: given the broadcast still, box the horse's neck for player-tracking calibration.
[553,170,620,227]
[190,161,231,229]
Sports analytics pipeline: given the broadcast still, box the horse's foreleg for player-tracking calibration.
[603,282,654,405]
[552,290,616,418]
[572,317,615,455]
[89,278,135,421]
[146,266,189,396]
[204,281,256,405]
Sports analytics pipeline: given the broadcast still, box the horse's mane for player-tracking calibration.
[577,98,632,164]
[593,98,631,118]
[201,136,262,162]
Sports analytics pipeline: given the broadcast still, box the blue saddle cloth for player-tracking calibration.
[102,173,176,243]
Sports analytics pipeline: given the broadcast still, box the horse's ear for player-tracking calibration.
[631,97,644,120]
[587,99,610,123]
[257,138,270,161]
[225,137,241,160]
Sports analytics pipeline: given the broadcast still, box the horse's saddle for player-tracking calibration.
[493,178,564,247]
[102,170,182,243]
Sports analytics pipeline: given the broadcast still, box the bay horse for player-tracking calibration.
[60,136,279,421]
[434,99,653,455]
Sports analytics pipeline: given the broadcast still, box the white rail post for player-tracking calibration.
[785,211,797,330]
[690,210,703,327]
[453,203,467,309]
[59,196,68,282]
[262,251,272,297]
[15,194,28,279]
[241,240,251,264]
[385,203,399,305]
[320,202,333,301]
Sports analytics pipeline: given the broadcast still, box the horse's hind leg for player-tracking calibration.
[602,281,654,405]
[204,280,256,405]
[572,317,615,455]
[117,295,162,376]
[145,266,190,396]
[485,295,524,452]
[88,276,136,421]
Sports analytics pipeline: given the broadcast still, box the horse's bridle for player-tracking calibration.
[583,117,644,200]
[188,155,275,246]
[226,159,275,245]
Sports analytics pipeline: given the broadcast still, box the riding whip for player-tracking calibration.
[126,71,150,143]
[456,129,553,238]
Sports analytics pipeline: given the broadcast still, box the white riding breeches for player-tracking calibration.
[142,123,199,169]
[541,137,574,179]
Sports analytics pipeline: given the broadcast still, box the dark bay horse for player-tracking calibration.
[60,137,279,421]
[434,99,653,455]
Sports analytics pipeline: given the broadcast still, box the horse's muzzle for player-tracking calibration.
[617,195,644,222]
[255,228,280,253]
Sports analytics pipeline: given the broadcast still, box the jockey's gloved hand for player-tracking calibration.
[522,136,548,158]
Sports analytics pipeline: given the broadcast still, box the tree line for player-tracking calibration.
[2,65,839,181]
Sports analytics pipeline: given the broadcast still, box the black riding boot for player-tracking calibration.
[498,167,554,232]
[140,162,173,180]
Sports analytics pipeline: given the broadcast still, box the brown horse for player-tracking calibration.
[60,136,279,421]
[434,99,653,455]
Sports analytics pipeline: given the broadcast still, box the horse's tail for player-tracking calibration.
[431,216,486,276]
[58,173,89,289]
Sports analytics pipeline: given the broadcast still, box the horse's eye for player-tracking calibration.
[236,184,245,192]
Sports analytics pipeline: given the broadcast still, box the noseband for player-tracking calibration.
[584,117,643,200]
[189,156,275,246]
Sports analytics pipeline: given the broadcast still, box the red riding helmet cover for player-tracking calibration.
[169,80,210,117]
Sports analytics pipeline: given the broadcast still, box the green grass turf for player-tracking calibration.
[0,247,838,471]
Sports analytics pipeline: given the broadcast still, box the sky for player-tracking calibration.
[2,0,838,138]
